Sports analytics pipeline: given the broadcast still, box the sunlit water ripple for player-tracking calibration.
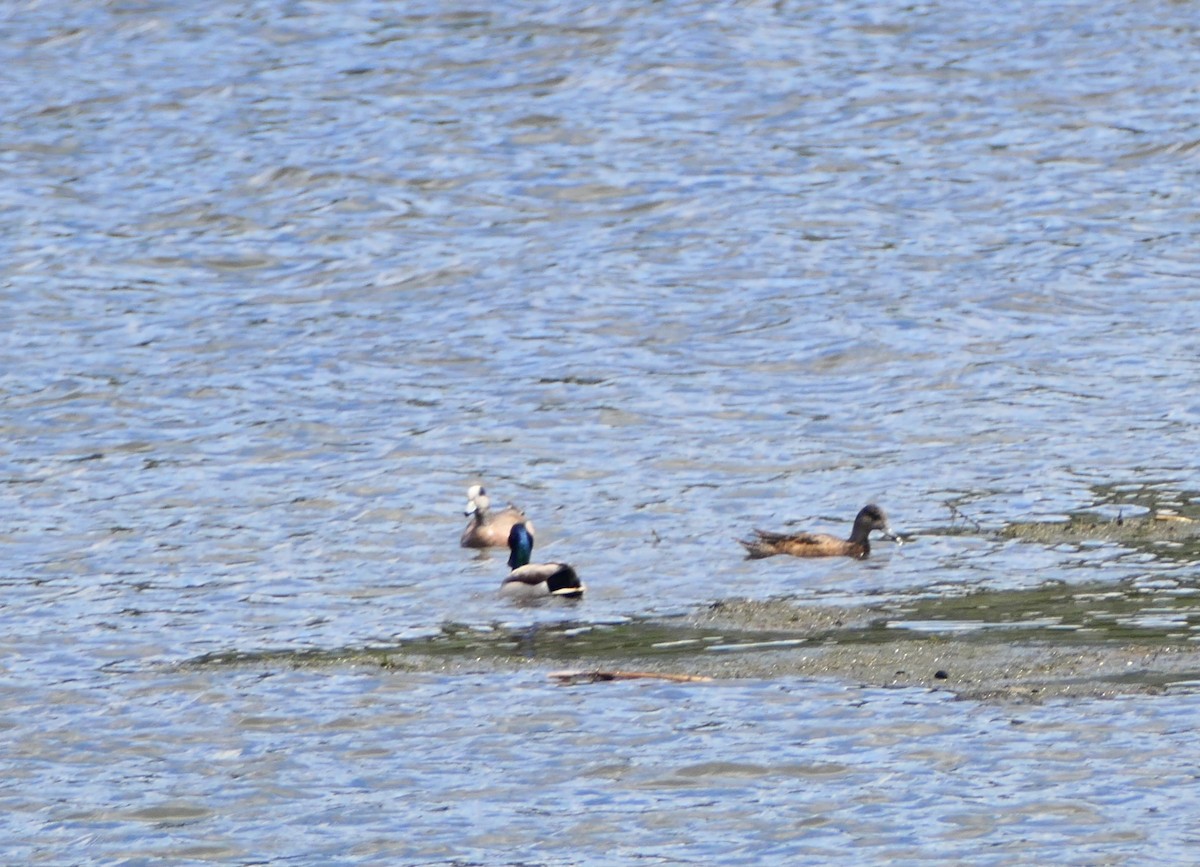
[3,0,1200,862]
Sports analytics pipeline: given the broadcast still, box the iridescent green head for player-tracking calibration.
[507,523,534,569]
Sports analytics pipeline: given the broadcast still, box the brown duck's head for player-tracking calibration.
[856,504,898,541]
[464,484,490,517]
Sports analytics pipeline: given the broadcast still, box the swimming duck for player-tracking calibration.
[739,504,899,560]
[461,484,534,548]
[501,522,585,599]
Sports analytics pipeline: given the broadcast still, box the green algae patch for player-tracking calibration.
[186,645,417,671]
[185,585,1200,702]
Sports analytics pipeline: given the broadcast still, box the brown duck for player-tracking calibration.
[460,484,534,548]
[739,504,899,560]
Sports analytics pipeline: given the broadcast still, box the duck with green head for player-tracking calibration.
[739,504,900,560]
[501,523,585,599]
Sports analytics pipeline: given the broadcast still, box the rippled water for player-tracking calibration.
[4,0,1200,862]
[9,670,1200,864]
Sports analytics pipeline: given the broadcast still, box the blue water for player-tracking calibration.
[8,669,1200,865]
[4,0,1200,862]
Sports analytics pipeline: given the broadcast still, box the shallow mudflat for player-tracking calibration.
[190,589,1200,702]
[685,598,1200,701]
[999,511,1200,547]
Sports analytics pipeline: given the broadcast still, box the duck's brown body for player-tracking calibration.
[460,485,534,548]
[739,504,896,560]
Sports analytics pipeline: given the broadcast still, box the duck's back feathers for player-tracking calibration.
[501,563,585,598]
[461,511,528,548]
[739,530,860,559]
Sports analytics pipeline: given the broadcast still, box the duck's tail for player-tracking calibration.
[737,531,782,559]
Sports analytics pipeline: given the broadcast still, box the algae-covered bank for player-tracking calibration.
[190,588,1200,703]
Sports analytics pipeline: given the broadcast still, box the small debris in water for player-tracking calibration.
[1154,510,1194,523]
[548,669,713,684]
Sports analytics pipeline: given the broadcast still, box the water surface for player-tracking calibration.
[3,0,1200,862]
